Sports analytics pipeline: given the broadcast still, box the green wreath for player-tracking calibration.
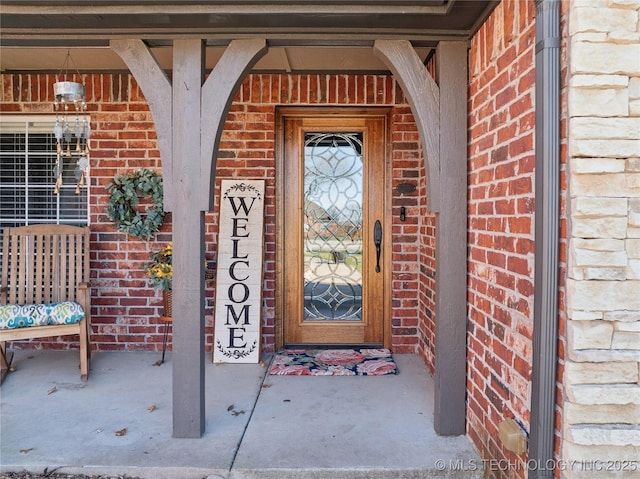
[106,168,165,240]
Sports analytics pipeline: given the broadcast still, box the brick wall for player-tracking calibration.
[467,1,539,477]
[0,72,427,355]
[417,58,437,373]
[392,106,428,356]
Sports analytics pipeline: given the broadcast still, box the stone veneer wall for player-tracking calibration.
[564,0,640,476]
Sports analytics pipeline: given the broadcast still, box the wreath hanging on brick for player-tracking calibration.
[106,168,165,240]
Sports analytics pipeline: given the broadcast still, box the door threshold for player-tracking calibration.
[284,343,384,350]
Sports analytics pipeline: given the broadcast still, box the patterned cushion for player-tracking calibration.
[0,302,84,330]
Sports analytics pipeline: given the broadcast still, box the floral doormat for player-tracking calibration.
[269,348,398,376]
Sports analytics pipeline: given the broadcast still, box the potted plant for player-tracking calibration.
[146,242,172,317]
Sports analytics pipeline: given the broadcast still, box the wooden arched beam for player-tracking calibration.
[373,39,441,212]
[111,39,267,212]
[110,39,174,209]
[200,39,268,208]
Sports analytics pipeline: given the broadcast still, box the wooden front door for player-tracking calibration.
[278,108,390,347]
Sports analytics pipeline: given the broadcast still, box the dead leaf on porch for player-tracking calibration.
[153,360,163,367]
[19,448,33,454]
[227,404,234,411]
[147,404,157,413]
[47,386,57,395]
[44,466,64,476]
[231,409,245,416]
[115,427,127,436]
[262,383,272,388]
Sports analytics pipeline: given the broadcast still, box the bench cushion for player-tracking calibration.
[0,302,85,330]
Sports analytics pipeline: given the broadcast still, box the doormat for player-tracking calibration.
[269,348,398,376]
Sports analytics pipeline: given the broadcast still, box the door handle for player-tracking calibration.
[374,220,382,273]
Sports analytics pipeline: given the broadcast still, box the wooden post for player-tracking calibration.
[170,39,207,438]
[112,38,267,438]
[434,41,468,436]
[373,39,468,435]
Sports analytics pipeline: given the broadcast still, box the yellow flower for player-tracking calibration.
[146,243,173,291]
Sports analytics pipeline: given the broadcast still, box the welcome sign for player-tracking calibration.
[214,180,265,363]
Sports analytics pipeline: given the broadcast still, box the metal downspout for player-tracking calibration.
[529,1,560,477]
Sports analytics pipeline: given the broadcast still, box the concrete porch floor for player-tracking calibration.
[0,351,482,479]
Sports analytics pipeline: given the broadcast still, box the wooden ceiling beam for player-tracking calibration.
[1,1,499,46]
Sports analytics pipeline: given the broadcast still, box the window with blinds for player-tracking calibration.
[0,116,90,250]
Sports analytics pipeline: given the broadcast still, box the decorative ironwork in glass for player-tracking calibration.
[303,132,363,321]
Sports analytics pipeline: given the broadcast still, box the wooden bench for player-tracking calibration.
[0,225,91,384]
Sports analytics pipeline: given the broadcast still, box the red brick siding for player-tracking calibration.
[1,72,424,355]
[417,171,435,373]
[391,106,426,355]
[417,56,437,373]
[467,1,537,477]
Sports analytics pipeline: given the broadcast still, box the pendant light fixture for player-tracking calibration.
[53,50,90,194]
